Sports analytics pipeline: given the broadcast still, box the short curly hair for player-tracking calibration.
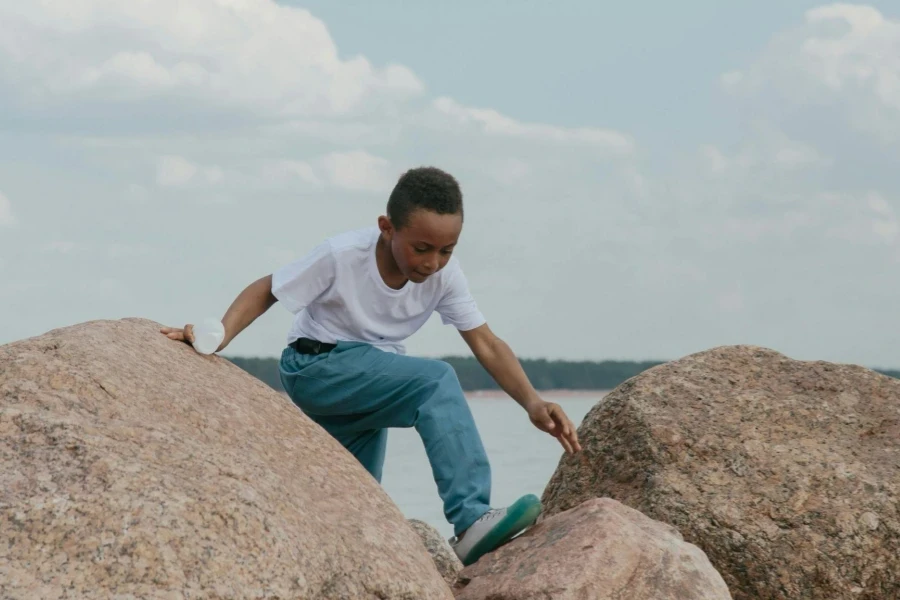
[386,167,463,230]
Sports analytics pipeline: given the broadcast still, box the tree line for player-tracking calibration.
[224,355,900,394]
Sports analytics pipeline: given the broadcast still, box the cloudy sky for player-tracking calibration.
[1,1,899,369]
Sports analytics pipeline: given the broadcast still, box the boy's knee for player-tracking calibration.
[431,360,461,387]
[413,360,463,405]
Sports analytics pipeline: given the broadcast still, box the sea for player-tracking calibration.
[379,392,607,539]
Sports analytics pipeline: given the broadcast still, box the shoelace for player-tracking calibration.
[449,509,503,545]
[474,509,502,525]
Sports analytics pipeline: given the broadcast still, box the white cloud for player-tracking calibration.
[872,217,899,242]
[84,51,208,91]
[487,158,532,187]
[257,152,392,192]
[713,210,815,243]
[701,4,900,261]
[801,4,900,106]
[124,183,151,204]
[702,124,831,174]
[0,191,17,227]
[319,151,393,193]
[654,135,896,253]
[722,4,900,140]
[0,0,423,118]
[867,192,899,243]
[752,190,900,246]
[156,155,223,187]
[265,120,403,147]
[157,155,198,187]
[10,0,900,370]
[261,159,323,187]
[774,143,826,169]
[431,97,635,154]
[204,166,224,185]
[721,71,744,86]
[702,145,731,174]
[869,192,893,215]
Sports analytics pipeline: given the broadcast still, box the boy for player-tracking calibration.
[161,167,581,566]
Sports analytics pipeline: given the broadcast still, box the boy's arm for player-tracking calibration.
[459,323,582,454]
[160,274,278,353]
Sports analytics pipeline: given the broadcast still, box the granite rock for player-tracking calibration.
[408,519,462,587]
[454,497,731,599]
[0,318,453,599]
[542,345,900,599]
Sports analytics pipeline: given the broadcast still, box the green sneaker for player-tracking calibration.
[449,494,542,566]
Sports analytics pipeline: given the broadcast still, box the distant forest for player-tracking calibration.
[225,355,900,393]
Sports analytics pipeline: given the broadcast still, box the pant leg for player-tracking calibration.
[278,349,389,481]
[325,426,388,483]
[279,342,492,536]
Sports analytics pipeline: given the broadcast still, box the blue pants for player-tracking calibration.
[278,341,492,536]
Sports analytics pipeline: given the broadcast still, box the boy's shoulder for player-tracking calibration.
[322,226,379,255]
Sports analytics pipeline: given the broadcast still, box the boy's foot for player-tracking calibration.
[449,494,542,566]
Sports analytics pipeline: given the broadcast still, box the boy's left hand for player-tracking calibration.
[527,400,582,454]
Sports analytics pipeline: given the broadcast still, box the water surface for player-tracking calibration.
[381,393,605,538]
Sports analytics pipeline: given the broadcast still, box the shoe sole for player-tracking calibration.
[462,494,542,566]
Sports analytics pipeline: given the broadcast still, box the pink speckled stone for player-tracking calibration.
[0,318,452,599]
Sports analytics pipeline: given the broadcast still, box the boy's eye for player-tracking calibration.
[414,247,428,253]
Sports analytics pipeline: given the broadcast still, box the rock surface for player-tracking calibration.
[0,318,453,600]
[408,519,462,587]
[454,498,732,600]
[542,345,900,600]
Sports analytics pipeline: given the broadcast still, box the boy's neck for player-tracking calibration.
[375,236,408,290]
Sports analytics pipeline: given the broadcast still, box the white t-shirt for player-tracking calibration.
[271,227,486,354]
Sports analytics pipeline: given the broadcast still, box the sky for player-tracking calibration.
[1,1,900,368]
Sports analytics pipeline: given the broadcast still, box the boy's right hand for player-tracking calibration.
[160,324,195,345]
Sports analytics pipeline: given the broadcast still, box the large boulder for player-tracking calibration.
[407,519,462,586]
[454,497,732,599]
[0,318,453,599]
[542,345,900,600]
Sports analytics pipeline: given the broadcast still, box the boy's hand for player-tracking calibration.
[527,400,582,454]
[160,324,195,345]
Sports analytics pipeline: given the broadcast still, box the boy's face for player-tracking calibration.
[380,209,462,284]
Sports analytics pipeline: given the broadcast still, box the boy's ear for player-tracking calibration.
[377,215,395,240]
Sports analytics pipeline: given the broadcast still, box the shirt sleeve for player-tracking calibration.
[435,258,487,331]
[271,242,336,314]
